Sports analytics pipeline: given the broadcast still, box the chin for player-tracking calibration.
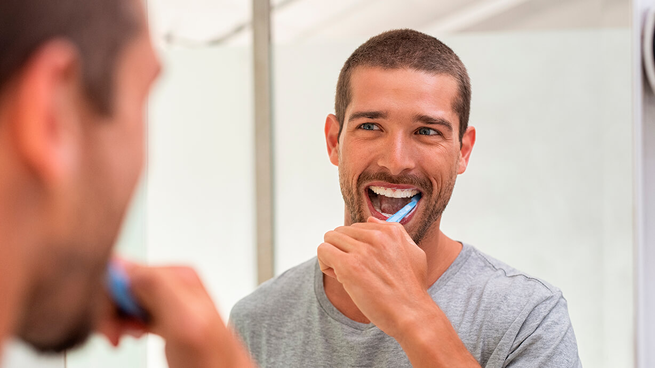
[19,311,94,354]
[17,257,104,354]
[23,327,92,354]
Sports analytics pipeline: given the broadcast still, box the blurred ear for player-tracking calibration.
[457,126,476,175]
[324,114,341,166]
[13,39,83,186]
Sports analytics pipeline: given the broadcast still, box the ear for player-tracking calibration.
[12,39,82,186]
[325,114,341,166]
[457,126,476,175]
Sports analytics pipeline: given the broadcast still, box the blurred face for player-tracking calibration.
[327,67,473,246]
[16,8,160,352]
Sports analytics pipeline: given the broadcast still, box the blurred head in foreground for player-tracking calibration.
[0,0,160,352]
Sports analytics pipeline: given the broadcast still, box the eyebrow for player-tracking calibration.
[414,114,454,132]
[348,111,388,122]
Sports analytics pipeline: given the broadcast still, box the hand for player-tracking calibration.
[317,217,432,339]
[98,262,255,368]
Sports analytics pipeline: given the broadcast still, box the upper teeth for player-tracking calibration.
[369,186,419,198]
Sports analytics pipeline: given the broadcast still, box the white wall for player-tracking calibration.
[145,46,256,368]
[1,341,63,368]
[272,29,633,368]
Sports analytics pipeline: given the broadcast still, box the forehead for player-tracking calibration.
[347,67,460,125]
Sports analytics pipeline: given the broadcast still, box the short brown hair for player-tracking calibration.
[0,0,140,115]
[335,29,471,141]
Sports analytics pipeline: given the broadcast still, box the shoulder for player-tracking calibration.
[443,244,573,338]
[229,257,317,328]
[445,245,580,365]
[461,244,562,304]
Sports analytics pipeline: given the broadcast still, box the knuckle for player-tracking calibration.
[371,230,385,244]
[346,257,365,278]
[324,230,336,242]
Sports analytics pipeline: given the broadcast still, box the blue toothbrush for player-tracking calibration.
[106,261,148,322]
[386,194,421,223]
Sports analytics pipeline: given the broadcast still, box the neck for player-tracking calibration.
[324,214,461,324]
[416,220,463,287]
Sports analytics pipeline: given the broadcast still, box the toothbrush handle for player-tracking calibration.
[386,195,420,223]
[106,261,149,322]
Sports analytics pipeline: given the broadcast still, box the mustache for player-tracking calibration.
[357,171,432,195]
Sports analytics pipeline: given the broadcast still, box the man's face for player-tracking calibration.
[328,67,471,246]
[17,6,160,352]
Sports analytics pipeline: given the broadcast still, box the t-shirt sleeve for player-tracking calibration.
[503,292,582,368]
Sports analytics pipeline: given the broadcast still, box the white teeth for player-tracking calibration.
[369,186,419,199]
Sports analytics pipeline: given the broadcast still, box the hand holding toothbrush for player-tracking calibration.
[100,262,255,368]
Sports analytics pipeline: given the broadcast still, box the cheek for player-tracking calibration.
[108,111,145,205]
[340,138,370,172]
[125,118,145,190]
[420,149,458,181]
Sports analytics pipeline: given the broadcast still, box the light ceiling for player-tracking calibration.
[147,0,630,47]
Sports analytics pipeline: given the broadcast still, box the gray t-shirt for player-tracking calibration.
[230,243,582,368]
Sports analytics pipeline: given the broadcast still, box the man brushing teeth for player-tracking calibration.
[231,29,581,368]
[366,185,419,221]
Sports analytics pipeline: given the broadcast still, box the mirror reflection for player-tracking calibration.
[0,0,633,368]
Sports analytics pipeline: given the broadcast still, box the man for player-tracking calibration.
[230,29,582,367]
[0,0,253,366]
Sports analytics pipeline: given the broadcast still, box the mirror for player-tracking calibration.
[1,1,627,368]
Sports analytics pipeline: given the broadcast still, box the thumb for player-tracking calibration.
[367,216,384,223]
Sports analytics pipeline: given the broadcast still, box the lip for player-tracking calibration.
[363,181,422,224]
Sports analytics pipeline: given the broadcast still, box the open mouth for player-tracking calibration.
[366,184,421,221]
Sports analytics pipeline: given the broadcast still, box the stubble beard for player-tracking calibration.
[18,165,122,354]
[339,166,457,246]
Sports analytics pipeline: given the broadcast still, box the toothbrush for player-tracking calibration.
[106,261,148,322]
[386,194,421,223]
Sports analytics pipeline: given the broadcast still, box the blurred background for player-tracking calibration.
[1,0,635,367]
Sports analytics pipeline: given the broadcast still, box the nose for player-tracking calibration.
[376,133,416,175]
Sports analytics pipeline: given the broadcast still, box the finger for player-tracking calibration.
[316,250,338,279]
[351,219,388,230]
[324,230,362,252]
[319,264,338,279]
[124,265,188,335]
[332,225,382,245]
[317,260,338,280]
[351,219,415,247]
[317,242,346,277]
[367,216,385,224]
[96,296,148,347]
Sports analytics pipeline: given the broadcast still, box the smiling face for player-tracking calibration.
[325,67,475,246]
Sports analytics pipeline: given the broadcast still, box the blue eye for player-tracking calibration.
[417,127,439,136]
[359,123,379,131]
